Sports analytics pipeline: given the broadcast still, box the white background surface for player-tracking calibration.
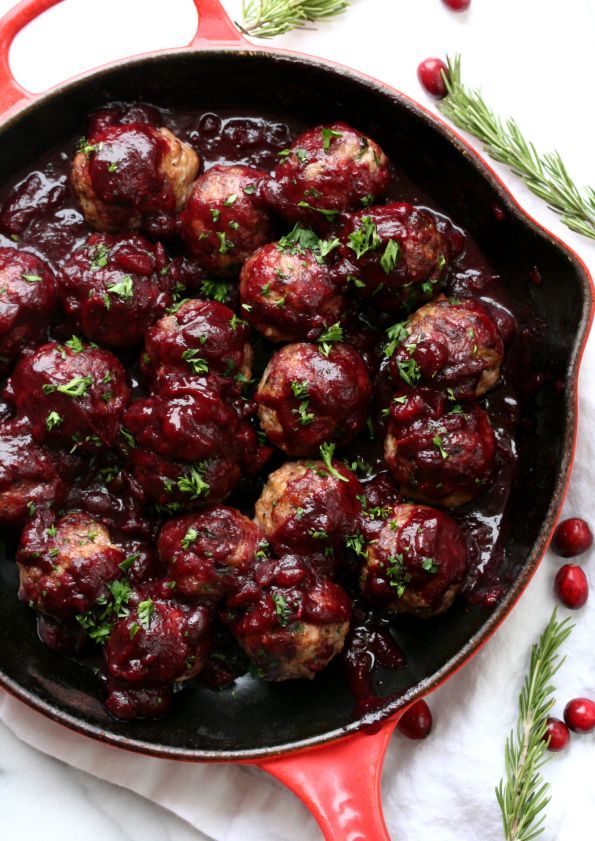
[0,1,594,839]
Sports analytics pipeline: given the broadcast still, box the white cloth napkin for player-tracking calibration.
[1,1,595,839]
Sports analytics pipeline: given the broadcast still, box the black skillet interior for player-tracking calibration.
[0,50,591,759]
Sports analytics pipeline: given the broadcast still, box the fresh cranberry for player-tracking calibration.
[553,518,593,558]
[398,699,433,739]
[554,564,589,609]
[417,59,449,99]
[543,717,570,752]
[442,0,471,10]
[563,698,595,734]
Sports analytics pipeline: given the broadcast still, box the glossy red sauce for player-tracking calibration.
[0,105,525,719]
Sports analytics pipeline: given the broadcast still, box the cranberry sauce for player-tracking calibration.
[0,103,529,720]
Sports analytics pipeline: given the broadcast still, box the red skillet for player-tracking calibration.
[0,1,592,839]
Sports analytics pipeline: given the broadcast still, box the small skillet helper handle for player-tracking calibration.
[188,0,248,46]
[0,0,248,120]
[257,716,399,841]
[0,0,63,116]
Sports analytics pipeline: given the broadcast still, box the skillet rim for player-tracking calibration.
[0,46,592,762]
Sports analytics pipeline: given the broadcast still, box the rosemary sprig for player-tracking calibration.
[241,0,349,39]
[496,609,573,841]
[438,55,595,239]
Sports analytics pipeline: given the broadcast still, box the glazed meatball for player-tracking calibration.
[336,204,450,311]
[360,503,469,616]
[17,512,124,619]
[179,165,272,275]
[384,396,496,506]
[157,506,264,602]
[58,233,172,346]
[9,341,130,453]
[256,342,372,456]
[105,590,210,720]
[239,241,346,342]
[226,556,351,680]
[71,123,199,233]
[263,122,390,227]
[255,459,362,555]
[0,418,65,528]
[389,295,504,399]
[141,298,252,383]
[124,374,267,510]
[0,247,57,372]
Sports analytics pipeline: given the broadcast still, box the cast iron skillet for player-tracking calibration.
[0,1,592,838]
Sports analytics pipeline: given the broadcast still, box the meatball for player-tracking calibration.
[179,165,272,276]
[255,459,362,555]
[0,418,65,528]
[17,512,124,620]
[124,374,267,510]
[141,298,252,383]
[336,204,450,311]
[157,506,263,602]
[9,341,130,453]
[105,591,210,720]
[384,397,496,506]
[360,503,469,616]
[71,123,199,233]
[226,556,351,680]
[263,122,390,227]
[389,295,504,399]
[0,247,57,373]
[58,233,172,346]
[239,241,346,342]
[256,342,372,456]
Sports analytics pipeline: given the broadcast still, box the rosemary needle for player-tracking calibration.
[439,55,595,240]
[241,0,349,39]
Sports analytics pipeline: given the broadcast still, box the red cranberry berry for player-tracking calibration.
[563,698,595,734]
[543,717,570,752]
[554,564,589,609]
[553,518,593,558]
[398,699,433,740]
[442,0,471,10]
[417,59,449,99]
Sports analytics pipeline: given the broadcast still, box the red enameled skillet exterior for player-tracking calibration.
[0,1,592,838]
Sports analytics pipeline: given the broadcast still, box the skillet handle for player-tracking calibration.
[0,0,247,120]
[0,0,62,116]
[256,716,399,840]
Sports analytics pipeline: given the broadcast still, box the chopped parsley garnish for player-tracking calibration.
[317,321,343,356]
[347,274,366,288]
[65,335,85,353]
[106,274,134,299]
[118,554,139,573]
[272,593,292,627]
[449,404,468,416]
[295,148,309,164]
[90,242,110,270]
[76,578,132,644]
[45,411,63,431]
[181,527,199,550]
[321,127,343,151]
[437,253,447,271]
[223,193,238,206]
[395,357,421,386]
[210,208,220,222]
[318,236,340,258]
[229,314,247,331]
[21,273,42,283]
[290,380,309,399]
[384,321,409,358]
[346,216,381,259]
[386,553,411,597]
[379,239,400,274]
[346,532,367,558]
[243,183,256,195]
[432,434,449,459]
[181,348,209,375]
[137,598,155,630]
[177,463,210,499]
[216,232,234,254]
[42,375,93,398]
[309,529,329,540]
[421,557,440,574]
[296,201,340,220]
[319,442,348,483]
[200,278,229,303]
[120,428,136,448]
[360,194,375,207]
[108,162,118,173]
